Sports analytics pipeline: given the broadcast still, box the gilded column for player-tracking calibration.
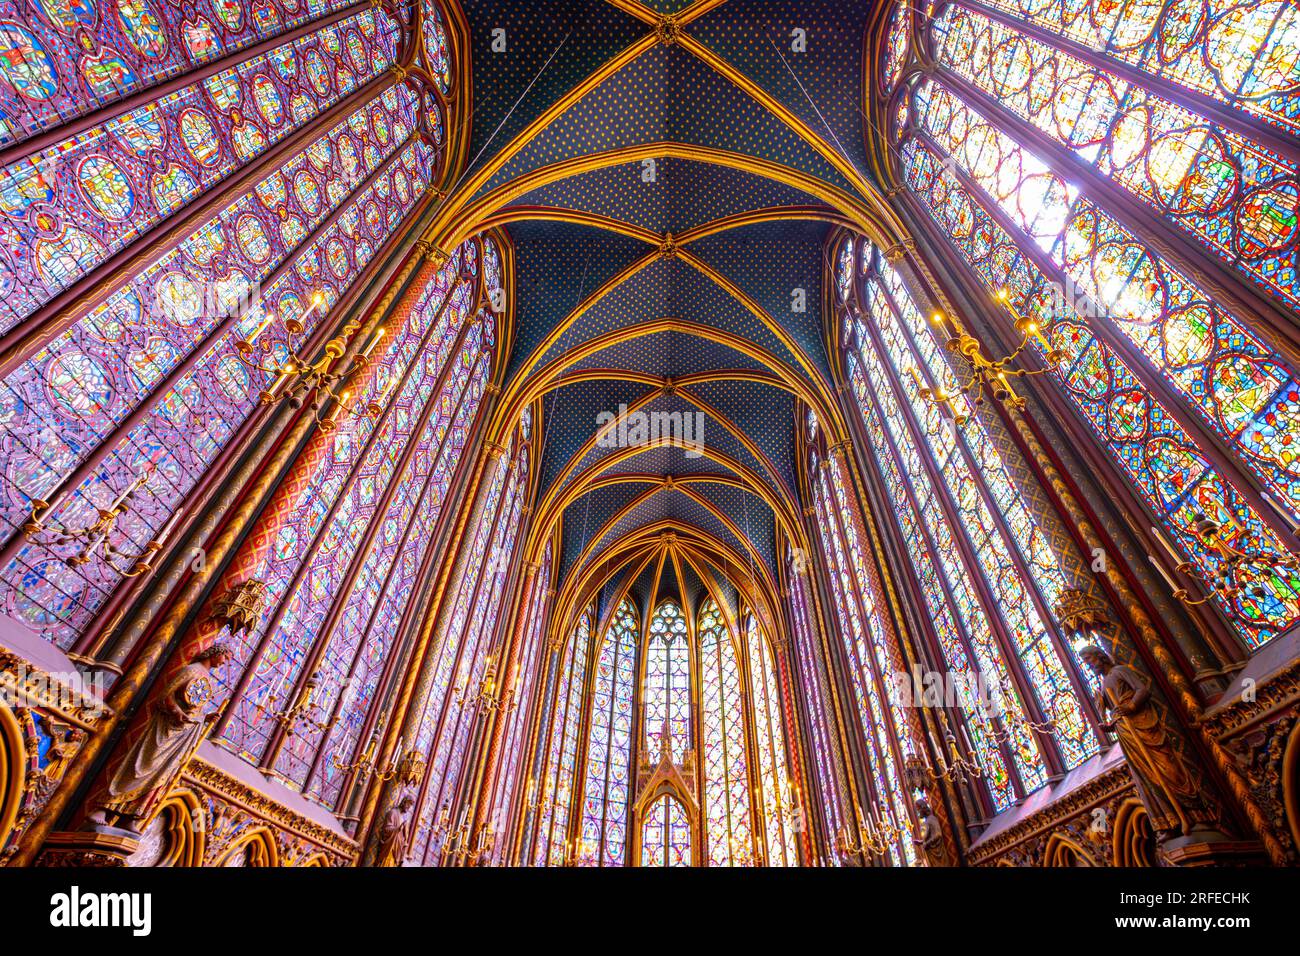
[466,558,542,860]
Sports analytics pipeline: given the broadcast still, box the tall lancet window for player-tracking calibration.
[408,407,533,865]
[808,436,916,865]
[837,235,1102,812]
[641,795,691,868]
[0,0,454,648]
[486,540,554,864]
[643,600,691,763]
[699,598,754,866]
[746,614,798,867]
[529,606,592,867]
[213,238,498,791]
[578,597,637,867]
[786,544,850,861]
[161,230,494,817]
[886,0,1300,650]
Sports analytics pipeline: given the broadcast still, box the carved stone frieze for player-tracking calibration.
[181,755,357,866]
[968,763,1135,866]
[1,648,102,863]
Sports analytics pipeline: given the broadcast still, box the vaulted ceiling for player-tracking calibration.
[436,0,901,628]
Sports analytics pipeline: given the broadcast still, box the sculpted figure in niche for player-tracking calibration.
[87,643,232,833]
[1079,645,1216,842]
[913,797,950,867]
[377,794,416,867]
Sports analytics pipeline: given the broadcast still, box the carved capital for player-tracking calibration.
[883,238,915,261]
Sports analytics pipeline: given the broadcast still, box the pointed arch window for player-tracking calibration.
[0,7,406,326]
[809,445,917,863]
[202,236,496,810]
[529,605,593,867]
[0,2,458,650]
[643,600,691,764]
[408,408,532,865]
[577,596,637,867]
[746,613,798,867]
[0,0,385,144]
[836,235,1105,812]
[698,597,754,867]
[641,794,691,868]
[887,0,1300,650]
[786,548,850,860]
[486,540,554,864]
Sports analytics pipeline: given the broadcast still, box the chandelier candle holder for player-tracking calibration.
[917,292,1067,420]
[563,835,595,867]
[258,669,340,738]
[471,822,497,864]
[976,677,1059,745]
[22,464,183,578]
[837,799,911,859]
[907,732,984,790]
[432,805,473,863]
[453,655,519,716]
[908,365,968,426]
[332,733,424,786]
[235,291,389,433]
[523,776,563,820]
[1147,515,1300,609]
[523,777,545,815]
[776,776,805,832]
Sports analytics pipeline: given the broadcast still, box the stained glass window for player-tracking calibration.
[881,0,911,92]
[485,541,553,865]
[0,1,458,650]
[968,0,1300,139]
[577,597,637,867]
[746,614,799,867]
[864,247,1096,763]
[0,8,403,328]
[641,794,691,867]
[787,553,849,863]
[0,0,370,146]
[810,448,916,864]
[835,234,1106,814]
[209,236,494,805]
[529,606,592,867]
[699,598,754,867]
[891,0,1300,651]
[408,409,531,865]
[643,600,691,763]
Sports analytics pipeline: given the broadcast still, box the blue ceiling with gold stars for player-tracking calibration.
[456,0,888,610]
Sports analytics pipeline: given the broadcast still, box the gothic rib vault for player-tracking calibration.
[439,0,907,639]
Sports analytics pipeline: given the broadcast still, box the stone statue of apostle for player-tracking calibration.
[377,794,416,867]
[913,797,950,867]
[1079,645,1216,841]
[87,643,232,832]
